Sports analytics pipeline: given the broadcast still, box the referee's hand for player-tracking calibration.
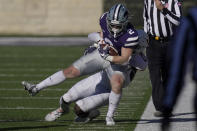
[154,0,164,11]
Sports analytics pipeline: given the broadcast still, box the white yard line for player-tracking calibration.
[0,97,59,100]
[0,119,48,122]
[0,74,45,77]
[0,37,89,46]
[0,68,58,71]
[0,80,77,83]
[0,54,66,58]
[0,63,62,66]
[0,88,65,91]
[0,107,55,110]
[0,81,27,83]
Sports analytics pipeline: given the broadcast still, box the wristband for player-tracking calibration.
[105,56,113,62]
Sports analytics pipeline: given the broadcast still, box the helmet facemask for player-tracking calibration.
[107,20,127,38]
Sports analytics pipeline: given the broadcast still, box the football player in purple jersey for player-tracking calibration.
[22,3,139,125]
[23,30,148,125]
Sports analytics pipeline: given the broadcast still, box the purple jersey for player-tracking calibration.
[100,13,139,55]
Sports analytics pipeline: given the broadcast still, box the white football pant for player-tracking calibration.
[61,69,131,112]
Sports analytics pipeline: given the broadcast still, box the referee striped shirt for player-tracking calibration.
[143,0,182,37]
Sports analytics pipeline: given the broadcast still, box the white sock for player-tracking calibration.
[36,70,66,91]
[107,91,122,118]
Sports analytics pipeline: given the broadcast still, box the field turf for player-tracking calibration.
[0,46,151,131]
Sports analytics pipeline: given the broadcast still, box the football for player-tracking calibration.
[108,45,119,56]
[100,44,119,56]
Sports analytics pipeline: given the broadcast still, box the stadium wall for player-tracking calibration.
[0,0,103,35]
[0,0,196,36]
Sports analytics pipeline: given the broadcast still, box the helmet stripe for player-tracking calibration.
[114,4,121,21]
[112,4,118,20]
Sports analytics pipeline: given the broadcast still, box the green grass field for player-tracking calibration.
[0,46,151,131]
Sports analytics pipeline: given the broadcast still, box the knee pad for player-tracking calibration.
[74,103,89,118]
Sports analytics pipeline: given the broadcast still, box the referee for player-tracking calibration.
[143,0,182,116]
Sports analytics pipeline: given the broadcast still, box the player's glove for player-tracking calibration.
[84,43,98,55]
[98,44,113,62]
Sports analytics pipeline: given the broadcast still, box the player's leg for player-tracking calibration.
[76,68,135,125]
[73,72,111,123]
[105,64,133,126]
[22,70,67,96]
[22,65,81,96]
[45,72,103,121]
[22,50,109,96]
[74,93,109,123]
[61,72,104,104]
[106,73,124,126]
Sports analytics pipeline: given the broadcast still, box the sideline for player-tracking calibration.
[134,71,196,131]
[0,37,90,46]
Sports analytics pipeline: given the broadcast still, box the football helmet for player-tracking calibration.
[107,4,129,38]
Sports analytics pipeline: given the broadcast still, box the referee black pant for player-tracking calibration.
[146,38,169,112]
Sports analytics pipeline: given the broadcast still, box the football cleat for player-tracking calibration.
[106,116,115,126]
[45,108,65,122]
[74,109,100,123]
[22,81,38,96]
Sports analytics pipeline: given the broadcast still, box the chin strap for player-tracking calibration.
[113,33,117,38]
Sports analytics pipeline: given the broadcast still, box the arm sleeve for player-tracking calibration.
[143,0,148,33]
[161,1,182,26]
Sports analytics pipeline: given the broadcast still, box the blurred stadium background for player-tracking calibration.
[0,0,195,36]
[105,0,197,28]
[0,0,196,131]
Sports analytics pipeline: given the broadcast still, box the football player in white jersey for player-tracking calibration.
[22,4,141,125]
[22,29,148,125]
